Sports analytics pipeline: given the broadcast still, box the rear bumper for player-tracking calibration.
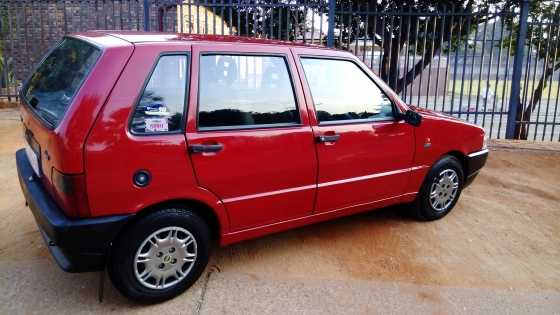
[16,149,132,272]
[464,148,489,187]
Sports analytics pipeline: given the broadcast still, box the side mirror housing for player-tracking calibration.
[402,110,422,127]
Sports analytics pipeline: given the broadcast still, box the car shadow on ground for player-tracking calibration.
[6,203,416,311]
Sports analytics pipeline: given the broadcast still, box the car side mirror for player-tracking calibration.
[402,110,422,127]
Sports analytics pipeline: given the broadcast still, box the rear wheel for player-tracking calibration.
[108,208,210,304]
[413,156,464,221]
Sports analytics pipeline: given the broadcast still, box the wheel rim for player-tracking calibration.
[429,169,459,212]
[133,226,197,290]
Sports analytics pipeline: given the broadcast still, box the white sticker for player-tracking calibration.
[145,118,169,132]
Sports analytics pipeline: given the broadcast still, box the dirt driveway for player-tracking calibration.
[0,108,559,314]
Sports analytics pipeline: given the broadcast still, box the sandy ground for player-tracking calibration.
[0,107,559,314]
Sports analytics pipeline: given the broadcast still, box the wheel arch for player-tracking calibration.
[113,198,225,247]
[442,150,468,179]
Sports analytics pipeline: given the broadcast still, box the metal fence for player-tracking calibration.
[1,0,559,141]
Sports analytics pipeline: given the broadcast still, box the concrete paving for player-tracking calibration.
[0,108,559,314]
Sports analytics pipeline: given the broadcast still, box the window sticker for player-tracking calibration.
[145,118,169,132]
[144,103,171,116]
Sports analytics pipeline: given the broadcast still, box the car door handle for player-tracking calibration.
[189,143,223,154]
[316,134,340,143]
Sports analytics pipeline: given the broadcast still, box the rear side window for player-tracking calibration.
[131,55,188,134]
[22,38,101,127]
[198,54,299,130]
[300,58,394,123]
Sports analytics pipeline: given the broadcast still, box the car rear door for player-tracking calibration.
[293,48,415,214]
[186,44,317,231]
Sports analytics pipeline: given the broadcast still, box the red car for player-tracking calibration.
[17,32,488,303]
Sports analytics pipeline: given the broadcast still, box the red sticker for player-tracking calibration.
[145,118,169,132]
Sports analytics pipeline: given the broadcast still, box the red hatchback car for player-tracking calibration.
[17,31,488,303]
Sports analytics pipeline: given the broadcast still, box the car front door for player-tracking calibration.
[294,50,415,214]
[186,44,317,231]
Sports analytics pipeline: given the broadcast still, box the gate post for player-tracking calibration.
[327,0,336,47]
[143,0,151,31]
[505,0,529,139]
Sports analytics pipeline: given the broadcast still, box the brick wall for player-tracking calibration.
[1,0,150,84]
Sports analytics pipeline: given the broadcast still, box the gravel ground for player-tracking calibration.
[0,108,559,314]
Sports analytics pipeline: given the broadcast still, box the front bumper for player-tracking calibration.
[464,148,489,187]
[16,149,132,272]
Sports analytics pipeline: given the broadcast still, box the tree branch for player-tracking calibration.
[524,62,560,116]
[516,61,560,139]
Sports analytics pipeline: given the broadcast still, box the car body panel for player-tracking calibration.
[186,44,317,231]
[291,47,416,213]
[83,42,229,233]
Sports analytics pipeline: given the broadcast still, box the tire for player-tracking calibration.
[413,155,464,221]
[108,208,211,304]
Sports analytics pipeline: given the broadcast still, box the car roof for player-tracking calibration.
[75,30,329,50]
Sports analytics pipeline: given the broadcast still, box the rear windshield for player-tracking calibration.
[22,38,101,127]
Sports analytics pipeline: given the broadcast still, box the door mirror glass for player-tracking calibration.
[403,110,422,127]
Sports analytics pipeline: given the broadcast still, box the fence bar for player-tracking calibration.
[498,17,513,139]
[411,16,419,104]
[369,4,377,78]
[361,2,368,62]
[426,16,436,110]
[394,11,402,90]
[417,18,428,107]
[326,0,335,47]
[547,24,560,140]
[506,0,529,139]
[466,16,480,122]
[526,20,543,140]
[143,0,150,31]
[402,6,411,102]
[474,15,489,124]
[435,10,445,111]
[449,11,461,116]
[534,22,553,140]
[489,15,506,139]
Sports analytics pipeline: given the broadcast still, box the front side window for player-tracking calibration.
[131,55,188,134]
[300,58,394,123]
[198,54,299,129]
[23,38,101,127]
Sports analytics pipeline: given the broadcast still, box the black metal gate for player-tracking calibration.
[1,0,559,141]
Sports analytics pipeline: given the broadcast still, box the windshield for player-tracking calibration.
[22,38,101,127]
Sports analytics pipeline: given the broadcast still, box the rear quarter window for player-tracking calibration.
[130,54,189,134]
[22,38,101,127]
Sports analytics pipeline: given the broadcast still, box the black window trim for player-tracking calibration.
[196,52,303,132]
[298,55,401,126]
[20,36,104,130]
[128,52,191,136]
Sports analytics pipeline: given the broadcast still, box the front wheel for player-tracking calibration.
[108,208,211,304]
[413,156,464,221]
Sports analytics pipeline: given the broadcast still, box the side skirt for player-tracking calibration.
[220,192,417,246]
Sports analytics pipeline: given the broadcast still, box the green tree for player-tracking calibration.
[333,0,503,93]
[204,0,560,141]
[211,0,502,93]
